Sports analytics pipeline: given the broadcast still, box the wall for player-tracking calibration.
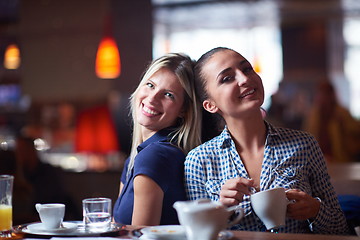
[16,0,152,103]
[2,0,153,154]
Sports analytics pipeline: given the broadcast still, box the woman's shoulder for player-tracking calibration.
[151,140,184,153]
[269,123,318,146]
[187,133,223,157]
[276,126,312,136]
[137,141,185,162]
[134,142,185,172]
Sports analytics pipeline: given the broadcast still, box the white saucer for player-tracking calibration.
[137,225,233,240]
[26,222,78,234]
[141,225,186,240]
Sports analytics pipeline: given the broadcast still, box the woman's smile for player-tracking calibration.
[142,104,161,117]
[239,89,255,99]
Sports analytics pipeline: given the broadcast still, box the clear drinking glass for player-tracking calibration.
[0,175,14,237]
[82,197,112,232]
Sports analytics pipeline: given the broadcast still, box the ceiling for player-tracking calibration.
[152,0,360,11]
[151,0,360,31]
[0,0,19,24]
[1,0,359,26]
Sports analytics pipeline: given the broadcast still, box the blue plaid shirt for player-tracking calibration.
[185,121,349,235]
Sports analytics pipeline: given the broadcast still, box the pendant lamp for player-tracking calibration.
[75,105,120,154]
[4,44,21,70]
[95,16,121,79]
[253,56,262,73]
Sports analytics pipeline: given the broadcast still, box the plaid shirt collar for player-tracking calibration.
[217,121,282,149]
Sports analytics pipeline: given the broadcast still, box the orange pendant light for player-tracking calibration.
[253,56,262,73]
[95,16,121,79]
[4,44,21,69]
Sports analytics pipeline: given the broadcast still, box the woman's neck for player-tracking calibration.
[226,110,266,151]
[141,128,157,142]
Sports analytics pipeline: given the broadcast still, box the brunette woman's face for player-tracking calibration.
[135,68,185,134]
[201,49,264,120]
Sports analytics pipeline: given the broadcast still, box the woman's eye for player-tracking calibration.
[146,82,154,88]
[165,92,174,99]
[221,75,233,83]
[243,66,254,74]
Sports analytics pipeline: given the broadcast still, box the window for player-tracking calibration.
[344,18,360,118]
[153,1,283,109]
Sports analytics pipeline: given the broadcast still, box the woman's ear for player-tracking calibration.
[203,99,218,114]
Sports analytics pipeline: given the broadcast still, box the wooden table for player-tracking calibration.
[120,225,359,240]
[226,230,359,240]
[9,224,359,240]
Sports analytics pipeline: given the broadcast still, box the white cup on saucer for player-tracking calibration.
[35,203,65,230]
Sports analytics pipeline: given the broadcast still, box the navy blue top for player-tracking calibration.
[113,129,187,225]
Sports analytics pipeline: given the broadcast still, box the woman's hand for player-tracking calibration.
[219,178,254,206]
[286,189,321,220]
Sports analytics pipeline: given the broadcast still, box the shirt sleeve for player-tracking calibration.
[184,147,210,200]
[134,142,184,192]
[306,135,350,235]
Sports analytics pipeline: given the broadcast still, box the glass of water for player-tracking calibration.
[82,197,112,232]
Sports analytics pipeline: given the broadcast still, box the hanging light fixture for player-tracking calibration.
[75,105,120,154]
[253,56,262,73]
[4,44,21,70]
[95,16,121,79]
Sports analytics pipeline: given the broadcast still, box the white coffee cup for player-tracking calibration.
[35,203,65,229]
[354,226,360,237]
[250,187,288,230]
[174,199,243,240]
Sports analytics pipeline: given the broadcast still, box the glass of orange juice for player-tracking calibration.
[0,175,14,237]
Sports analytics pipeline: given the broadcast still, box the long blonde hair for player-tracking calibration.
[127,53,202,173]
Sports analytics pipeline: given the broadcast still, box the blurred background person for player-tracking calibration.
[14,135,80,222]
[0,147,34,225]
[303,80,360,163]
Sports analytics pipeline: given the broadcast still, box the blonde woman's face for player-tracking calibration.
[135,68,185,135]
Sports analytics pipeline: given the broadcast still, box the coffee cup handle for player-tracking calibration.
[285,189,296,205]
[35,203,42,213]
[227,206,244,227]
[287,199,296,205]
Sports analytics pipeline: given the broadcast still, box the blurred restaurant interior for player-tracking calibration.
[0,0,360,225]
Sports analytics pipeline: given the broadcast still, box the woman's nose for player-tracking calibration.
[148,90,161,103]
[235,70,248,87]
[236,75,248,87]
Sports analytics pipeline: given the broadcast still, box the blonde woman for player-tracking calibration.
[113,53,201,225]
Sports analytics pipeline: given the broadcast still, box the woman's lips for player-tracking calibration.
[240,89,255,98]
[142,104,160,116]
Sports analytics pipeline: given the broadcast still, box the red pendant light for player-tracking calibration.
[95,16,121,79]
[75,105,120,154]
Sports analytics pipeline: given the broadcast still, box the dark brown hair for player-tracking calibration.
[194,47,233,140]
[194,47,233,102]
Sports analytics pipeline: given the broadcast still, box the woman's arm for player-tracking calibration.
[132,174,164,226]
[306,136,350,235]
